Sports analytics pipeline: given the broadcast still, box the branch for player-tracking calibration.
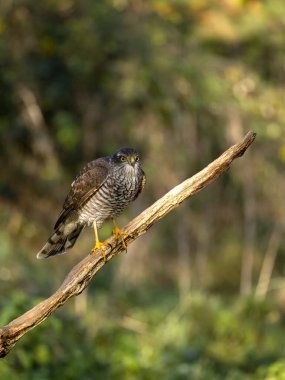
[0,131,256,358]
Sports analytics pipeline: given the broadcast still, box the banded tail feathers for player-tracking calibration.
[37,223,83,259]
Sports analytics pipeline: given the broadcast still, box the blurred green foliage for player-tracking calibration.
[1,0,285,378]
[1,291,285,379]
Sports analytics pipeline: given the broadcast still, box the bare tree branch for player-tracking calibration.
[0,131,256,358]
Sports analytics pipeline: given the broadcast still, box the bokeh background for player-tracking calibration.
[1,0,285,378]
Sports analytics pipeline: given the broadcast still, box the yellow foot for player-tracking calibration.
[91,241,111,261]
[113,226,133,251]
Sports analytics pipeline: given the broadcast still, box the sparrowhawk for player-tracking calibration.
[37,148,146,260]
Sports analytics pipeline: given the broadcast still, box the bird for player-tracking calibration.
[37,147,146,260]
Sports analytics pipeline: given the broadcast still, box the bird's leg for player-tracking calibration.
[91,221,111,261]
[112,219,133,251]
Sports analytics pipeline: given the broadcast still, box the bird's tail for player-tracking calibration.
[37,223,84,259]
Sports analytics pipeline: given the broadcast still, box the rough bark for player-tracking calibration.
[0,131,256,358]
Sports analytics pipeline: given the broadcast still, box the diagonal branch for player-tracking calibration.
[0,131,256,358]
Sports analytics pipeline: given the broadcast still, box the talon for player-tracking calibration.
[91,241,111,261]
[112,219,133,251]
[92,221,111,261]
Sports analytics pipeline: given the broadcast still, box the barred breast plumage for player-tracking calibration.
[79,164,143,227]
[37,147,146,259]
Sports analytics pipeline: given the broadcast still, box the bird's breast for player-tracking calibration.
[78,166,142,227]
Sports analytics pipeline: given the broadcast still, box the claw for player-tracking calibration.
[91,241,111,261]
[92,220,111,261]
[112,219,133,252]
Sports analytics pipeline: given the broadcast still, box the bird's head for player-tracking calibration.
[112,147,141,168]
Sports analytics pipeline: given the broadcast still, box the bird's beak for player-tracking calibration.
[129,156,136,166]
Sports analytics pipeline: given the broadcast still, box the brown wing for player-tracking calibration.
[54,157,111,229]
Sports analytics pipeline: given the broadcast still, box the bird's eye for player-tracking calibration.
[135,156,139,162]
[120,156,126,162]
